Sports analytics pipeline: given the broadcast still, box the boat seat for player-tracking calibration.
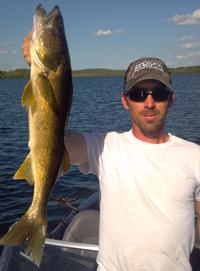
[61,210,99,270]
[62,210,99,245]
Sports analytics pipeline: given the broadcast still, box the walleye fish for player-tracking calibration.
[0,4,73,266]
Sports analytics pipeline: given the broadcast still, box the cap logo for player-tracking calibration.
[134,62,164,73]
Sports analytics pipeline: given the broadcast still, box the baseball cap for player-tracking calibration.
[124,57,172,92]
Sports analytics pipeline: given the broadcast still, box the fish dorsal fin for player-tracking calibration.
[37,71,52,103]
[22,80,35,107]
[59,149,70,177]
[13,154,34,185]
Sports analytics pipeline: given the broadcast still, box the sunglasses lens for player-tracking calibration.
[152,89,170,101]
[128,89,147,102]
[127,88,171,102]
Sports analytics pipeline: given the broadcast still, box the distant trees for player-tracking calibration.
[72,68,126,77]
[72,66,200,77]
[0,66,200,79]
[0,69,30,79]
[168,66,200,75]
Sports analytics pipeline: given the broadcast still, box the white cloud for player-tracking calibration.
[166,62,178,66]
[12,50,17,54]
[167,9,200,25]
[176,55,188,59]
[106,65,115,69]
[114,29,123,34]
[130,47,136,52]
[0,48,8,54]
[174,36,198,43]
[4,41,13,46]
[92,29,123,36]
[177,42,200,50]
[94,30,112,36]
[176,51,200,60]
[0,41,13,54]
[185,61,194,65]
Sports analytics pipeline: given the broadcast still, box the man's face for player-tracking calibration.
[121,79,174,138]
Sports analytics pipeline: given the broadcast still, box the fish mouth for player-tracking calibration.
[31,4,68,70]
[31,4,63,67]
[33,4,60,32]
[35,4,60,26]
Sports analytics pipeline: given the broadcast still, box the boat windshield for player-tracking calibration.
[0,240,99,271]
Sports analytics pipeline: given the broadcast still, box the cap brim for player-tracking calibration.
[126,73,172,92]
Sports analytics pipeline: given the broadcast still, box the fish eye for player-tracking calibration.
[54,25,61,34]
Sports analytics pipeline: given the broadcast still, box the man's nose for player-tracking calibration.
[144,93,156,109]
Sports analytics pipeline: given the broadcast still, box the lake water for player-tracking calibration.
[0,74,200,243]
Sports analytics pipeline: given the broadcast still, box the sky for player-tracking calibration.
[0,0,200,71]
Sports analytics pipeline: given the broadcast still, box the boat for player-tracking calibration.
[0,192,200,271]
[0,192,99,271]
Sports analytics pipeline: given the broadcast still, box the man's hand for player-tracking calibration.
[21,31,32,66]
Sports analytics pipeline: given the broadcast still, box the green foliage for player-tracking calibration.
[0,66,199,79]
[0,69,30,79]
[168,66,200,75]
[72,66,200,77]
[72,68,126,77]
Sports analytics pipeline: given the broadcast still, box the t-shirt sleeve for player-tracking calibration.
[194,144,200,201]
[191,144,200,201]
[195,187,200,201]
[78,132,107,176]
[195,168,200,201]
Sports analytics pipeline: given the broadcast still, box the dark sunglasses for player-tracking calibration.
[124,87,172,102]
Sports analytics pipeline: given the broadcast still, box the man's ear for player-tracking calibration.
[121,93,129,110]
[168,91,174,109]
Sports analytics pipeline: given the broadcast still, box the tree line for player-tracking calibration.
[0,69,30,79]
[168,66,200,75]
[0,66,200,79]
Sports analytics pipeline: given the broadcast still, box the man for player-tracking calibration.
[22,32,200,271]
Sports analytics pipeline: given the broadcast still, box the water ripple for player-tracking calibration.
[0,75,199,236]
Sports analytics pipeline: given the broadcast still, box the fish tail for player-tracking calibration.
[0,206,47,267]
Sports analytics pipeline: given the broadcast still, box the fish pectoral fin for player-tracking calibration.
[13,154,34,185]
[22,80,35,107]
[37,71,52,103]
[59,149,70,176]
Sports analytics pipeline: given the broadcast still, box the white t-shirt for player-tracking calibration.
[78,130,200,271]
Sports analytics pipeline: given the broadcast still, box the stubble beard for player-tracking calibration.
[132,110,167,134]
